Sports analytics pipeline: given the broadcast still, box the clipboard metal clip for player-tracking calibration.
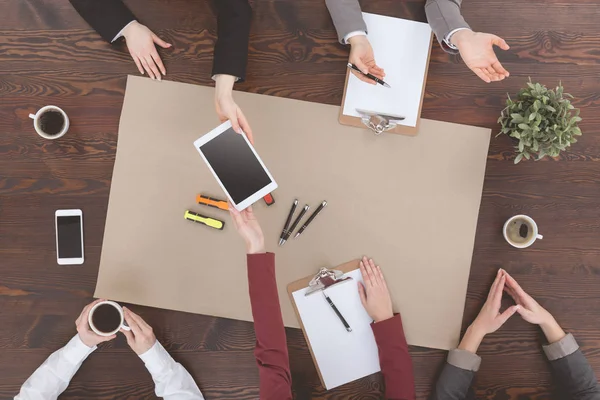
[356,109,406,136]
[305,267,353,296]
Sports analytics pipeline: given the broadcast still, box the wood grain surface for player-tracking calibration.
[1,0,599,399]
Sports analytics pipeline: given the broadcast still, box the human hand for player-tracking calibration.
[348,35,385,85]
[451,29,510,83]
[470,269,519,336]
[229,203,265,254]
[123,21,171,81]
[75,299,116,348]
[214,75,254,144]
[357,256,394,323]
[503,272,565,343]
[120,307,157,355]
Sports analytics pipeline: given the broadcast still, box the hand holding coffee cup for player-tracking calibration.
[120,307,157,355]
[503,215,543,248]
[76,299,119,347]
[87,300,131,338]
[29,105,69,140]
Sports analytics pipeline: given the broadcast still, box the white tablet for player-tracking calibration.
[193,121,277,211]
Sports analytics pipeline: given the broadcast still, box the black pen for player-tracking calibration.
[295,201,327,239]
[347,63,391,88]
[281,204,309,245]
[279,199,298,246]
[324,292,352,332]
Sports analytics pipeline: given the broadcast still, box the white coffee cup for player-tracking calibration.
[503,214,543,248]
[29,105,70,140]
[88,300,131,336]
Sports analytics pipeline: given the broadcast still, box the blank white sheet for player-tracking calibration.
[292,269,380,390]
[342,13,432,127]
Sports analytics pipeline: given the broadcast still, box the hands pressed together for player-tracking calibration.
[76,300,156,355]
[460,268,564,353]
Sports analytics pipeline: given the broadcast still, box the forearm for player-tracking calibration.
[139,341,204,399]
[247,253,293,400]
[212,0,252,81]
[371,314,416,400]
[69,0,136,43]
[15,335,95,400]
[425,0,470,53]
[325,0,367,43]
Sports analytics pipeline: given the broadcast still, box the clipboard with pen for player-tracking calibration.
[338,12,433,136]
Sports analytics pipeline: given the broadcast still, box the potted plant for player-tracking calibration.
[498,79,582,164]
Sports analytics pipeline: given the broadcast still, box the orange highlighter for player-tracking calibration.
[196,194,229,211]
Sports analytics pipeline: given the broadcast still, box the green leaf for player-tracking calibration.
[518,140,525,152]
[545,105,556,112]
[514,153,524,164]
[518,123,530,130]
[529,112,537,121]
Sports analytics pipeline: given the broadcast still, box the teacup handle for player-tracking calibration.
[29,113,36,119]
[121,322,131,331]
[537,234,543,240]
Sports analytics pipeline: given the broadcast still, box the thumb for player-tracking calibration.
[516,306,534,322]
[230,117,242,134]
[492,35,510,50]
[152,34,172,49]
[358,282,367,308]
[498,305,519,325]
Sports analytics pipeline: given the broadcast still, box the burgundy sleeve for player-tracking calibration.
[371,314,416,400]
[247,253,293,400]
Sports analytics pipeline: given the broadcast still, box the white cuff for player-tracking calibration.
[444,27,471,50]
[343,30,367,45]
[112,20,137,43]
[139,341,173,376]
[211,74,240,83]
[64,335,97,365]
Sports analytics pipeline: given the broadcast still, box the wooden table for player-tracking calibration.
[1,0,599,398]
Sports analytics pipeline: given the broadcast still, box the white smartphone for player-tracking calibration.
[193,121,278,211]
[55,209,84,265]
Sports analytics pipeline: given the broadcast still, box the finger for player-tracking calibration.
[360,259,371,287]
[364,257,377,287]
[99,334,117,343]
[78,299,104,327]
[491,61,509,78]
[145,56,161,81]
[351,69,377,85]
[237,111,254,145]
[487,269,503,300]
[132,56,144,75]
[150,51,166,76]
[492,274,506,309]
[123,308,143,335]
[473,68,492,83]
[152,33,172,49]
[124,307,152,332]
[485,67,500,81]
[139,57,155,80]
[516,306,534,321]
[120,327,135,343]
[353,58,369,75]
[492,35,510,51]
[229,115,242,134]
[498,305,519,325]
[368,258,381,286]
[358,282,367,308]
[504,272,528,298]
[377,265,388,290]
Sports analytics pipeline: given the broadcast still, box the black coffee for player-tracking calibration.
[91,304,121,333]
[38,110,65,136]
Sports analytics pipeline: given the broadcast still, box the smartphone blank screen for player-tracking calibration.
[57,216,82,258]
[199,127,272,204]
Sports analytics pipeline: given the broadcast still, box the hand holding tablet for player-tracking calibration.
[193,121,277,211]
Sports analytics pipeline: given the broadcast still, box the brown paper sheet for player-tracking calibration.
[96,75,491,350]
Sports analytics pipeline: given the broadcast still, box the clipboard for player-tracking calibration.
[287,259,360,388]
[338,14,434,136]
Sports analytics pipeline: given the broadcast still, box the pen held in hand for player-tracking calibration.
[347,63,391,88]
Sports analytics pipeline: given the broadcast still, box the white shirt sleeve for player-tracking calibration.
[444,27,471,50]
[15,335,96,400]
[139,341,204,400]
[343,30,367,44]
[112,20,137,43]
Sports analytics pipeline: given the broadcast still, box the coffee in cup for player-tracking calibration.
[503,215,543,248]
[88,300,130,336]
[29,105,70,140]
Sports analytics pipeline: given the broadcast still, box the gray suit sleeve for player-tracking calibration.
[424,0,470,53]
[430,349,480,400]
[325,0,367,43]
[544,334,600,400]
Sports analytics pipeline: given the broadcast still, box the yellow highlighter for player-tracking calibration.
[184,210,225,230]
